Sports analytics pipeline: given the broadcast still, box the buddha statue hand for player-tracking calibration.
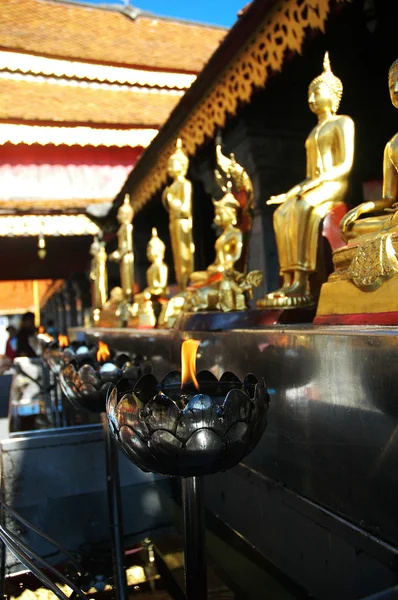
[340,201,376,240]
[267,184,302,205]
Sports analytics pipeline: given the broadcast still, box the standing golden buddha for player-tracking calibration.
[109,194,135,304]
[89,236,108,313]
[258,52,355,308]
[316,58,398,324]
[162,139,195,290]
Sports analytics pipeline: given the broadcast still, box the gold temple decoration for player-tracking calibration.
[161,139,194,290]
[316,58,398,320]
[214,141,253,272]
[173,181,263,314]
[132,228,169,328]
[127,0,348,213]
[89,236,108,313]
[257,51,354,308]
[109,194,135,304]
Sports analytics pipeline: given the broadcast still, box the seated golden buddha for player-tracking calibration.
[258,53,355,308]
[97,286,128,327]
[315,58,398,322]
[186,183,262,312]
[163,182,262,321]
[132,228,169,328]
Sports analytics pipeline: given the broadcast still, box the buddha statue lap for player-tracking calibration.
[132,228,169,328]
[257,52,354,309]
[316,58,398,324]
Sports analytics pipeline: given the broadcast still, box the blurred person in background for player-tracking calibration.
[5,325,17,360]
[16,312,37,358]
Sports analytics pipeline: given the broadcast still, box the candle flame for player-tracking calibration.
[97,340,111,362]
[58,334,69,348]
[181,340,200,389]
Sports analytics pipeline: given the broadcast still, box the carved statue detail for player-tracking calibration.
[214,141,254,272]
[109,194,134,303]
[184,182,263,313]
[258,52,355,308]
[162,139,195,290]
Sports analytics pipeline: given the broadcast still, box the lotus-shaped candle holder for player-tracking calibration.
[106,340,269,600]
[60,351,152,414]
[107,369,269,477]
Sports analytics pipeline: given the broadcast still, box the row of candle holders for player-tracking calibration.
[41,335,270,600]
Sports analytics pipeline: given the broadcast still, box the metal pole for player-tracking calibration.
[181,476,207,600]
[102,414,128,600]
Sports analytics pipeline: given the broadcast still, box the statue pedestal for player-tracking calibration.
[315,276,398,325]
[175,307,315,331]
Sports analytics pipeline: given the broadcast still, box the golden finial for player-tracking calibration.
[323,51,331,72]
[152,227,158,237]
[309,51,343,114]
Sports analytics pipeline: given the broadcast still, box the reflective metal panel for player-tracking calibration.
[70,325,398,548]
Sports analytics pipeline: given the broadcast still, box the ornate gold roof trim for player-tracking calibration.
[0,51,197,90]
[0,124,158,147]
[130,0,347,212]
[0,214,99,236]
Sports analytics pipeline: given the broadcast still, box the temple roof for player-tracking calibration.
[0,78,180,127]
[0,0,226,73]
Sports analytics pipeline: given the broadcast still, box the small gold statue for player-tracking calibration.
[184,182,263,313]
[191,182,243,283]
[162,139,195,290]
[132,228,169,328]
[214,142,254,272]
[315,58,398,322]
[97,287,128,327]
[89,236,108,315]
[109,194,134,304]
[258,52,355,308]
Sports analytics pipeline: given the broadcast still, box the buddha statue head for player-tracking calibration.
[308,52,343,116]
[117,194,134,225]
[213,181,240,228]
[147,227,166,263]
[90,236,100,256]
[388,58,398,108]
[167,138,189,178]
[108,286,124,307]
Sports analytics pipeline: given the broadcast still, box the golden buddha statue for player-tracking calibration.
[258,52,355,308]
[109,194,134,304]
[315,58,398,323]
[162,139,195,290]
[89,236,108,312]
[98,286,128,327]
[214,142,254,272]
[185,182,263,312]
[133,228,169,328]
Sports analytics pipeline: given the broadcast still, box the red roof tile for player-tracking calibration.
[0,0,226,73]
[0,78,180,126]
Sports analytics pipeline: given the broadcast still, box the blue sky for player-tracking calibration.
[81,0,246,27]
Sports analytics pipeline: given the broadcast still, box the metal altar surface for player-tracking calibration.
[70,325,398,551]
